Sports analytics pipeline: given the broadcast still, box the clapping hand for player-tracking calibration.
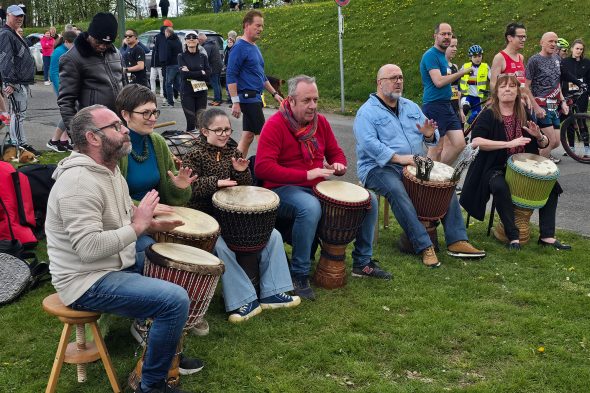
[324,162,347,176]
[167,167,197,189]
[231,157,250,172]
[417,118,437,138]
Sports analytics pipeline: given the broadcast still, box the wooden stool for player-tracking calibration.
[42,293,121,393]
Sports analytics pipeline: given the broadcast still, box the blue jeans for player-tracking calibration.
[365,165,467,253]
[165,65,181,106]
[42,56,51,81]
[212,0,222,12]
[273,185,377,276]
[210,72,222,102]
[70,235,189,390]
[215,229,294,311]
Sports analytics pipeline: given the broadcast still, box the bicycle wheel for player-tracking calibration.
[560,113,590,163]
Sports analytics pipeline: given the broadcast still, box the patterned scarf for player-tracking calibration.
[279,98,318,164]
[502,114,525,156]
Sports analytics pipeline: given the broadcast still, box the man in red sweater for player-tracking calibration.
[255,75,391,300]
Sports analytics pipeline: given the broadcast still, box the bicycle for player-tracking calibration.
[560,88,590,163]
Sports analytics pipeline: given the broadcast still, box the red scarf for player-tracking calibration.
[502,114,525,156]
[279,99,318,164]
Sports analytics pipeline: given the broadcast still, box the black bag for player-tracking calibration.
[0,252,49,305]
[16,164,57,238]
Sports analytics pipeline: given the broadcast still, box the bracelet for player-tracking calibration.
[231,96,240,104]
[271,91,278,96]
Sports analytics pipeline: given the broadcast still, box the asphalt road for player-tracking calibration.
[19,83,590,237]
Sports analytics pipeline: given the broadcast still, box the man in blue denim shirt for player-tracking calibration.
[354,64,485,267]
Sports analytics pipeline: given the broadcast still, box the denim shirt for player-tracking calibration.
[353,94,439,184]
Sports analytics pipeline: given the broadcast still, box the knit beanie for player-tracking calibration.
[163,19,173,27]
[87,12,118,43]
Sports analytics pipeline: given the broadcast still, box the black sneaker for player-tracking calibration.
[178,354,204,375]
[47,139,66,152]
[135,381,192,393]
[60,140,74,151]
[291,274,315,301]
[352,260,392,280]
[20,143,41,156]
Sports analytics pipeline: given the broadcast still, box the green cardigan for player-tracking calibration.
[119,132,191,206]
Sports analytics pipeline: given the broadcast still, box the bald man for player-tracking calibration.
[525,32,569,163]
[354,64,485,268]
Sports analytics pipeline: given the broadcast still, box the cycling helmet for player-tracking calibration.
[557,38,570,49]
[468,44,483,56]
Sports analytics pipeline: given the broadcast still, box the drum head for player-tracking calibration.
[406,161,454,182]
[151,243,221,267]
[212,186,279,212]
[314,180,369,203]
[155,207,220,237]
[509,153,558,177]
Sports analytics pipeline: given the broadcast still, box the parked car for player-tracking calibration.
[139,29,225,79]
[26,33,44,73]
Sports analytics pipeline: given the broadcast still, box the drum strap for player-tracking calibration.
[320,248,346,262]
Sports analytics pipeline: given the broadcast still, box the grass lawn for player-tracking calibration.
[1,149,589,392]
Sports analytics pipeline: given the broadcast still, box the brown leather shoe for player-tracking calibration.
[447,241,486,258]
[422,246,440,268]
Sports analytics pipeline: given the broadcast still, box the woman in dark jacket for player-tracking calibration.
[561,39,590,157]
[460,74,570,250]
[178,31,210,131]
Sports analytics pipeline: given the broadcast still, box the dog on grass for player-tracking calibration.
[2,146,37,163]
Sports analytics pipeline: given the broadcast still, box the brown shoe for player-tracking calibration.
[447,240,486,258]
[421,246,440,268]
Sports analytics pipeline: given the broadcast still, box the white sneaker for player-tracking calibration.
[44,81,51,86]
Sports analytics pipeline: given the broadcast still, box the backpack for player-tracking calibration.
[0,252,50,306]
[0,161,37,247]
[16,164,56,237]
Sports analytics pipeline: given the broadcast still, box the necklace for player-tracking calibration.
[130,136,149,163]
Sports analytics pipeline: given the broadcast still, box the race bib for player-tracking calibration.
[190,80,208,92]
[451,85,460,100]
[546,98,558,111]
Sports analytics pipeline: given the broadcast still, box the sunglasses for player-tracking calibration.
[124,35,136,38]
[185,35,198,40]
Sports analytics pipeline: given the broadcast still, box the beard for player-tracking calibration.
[385,91,402,100]
[99,133,131,164]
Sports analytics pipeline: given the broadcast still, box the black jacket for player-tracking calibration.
[152,26,168,67]
[178,50,210,95]
[166,33,182,66]
[57,32,124,130]
[159,0,170,7]
[561,57,590,112]
[0,25,35,85]
[202,40,222,74]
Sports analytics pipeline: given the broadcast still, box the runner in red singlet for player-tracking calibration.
[490,22,544,118]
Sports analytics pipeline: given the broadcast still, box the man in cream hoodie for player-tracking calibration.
[46,104,201,393]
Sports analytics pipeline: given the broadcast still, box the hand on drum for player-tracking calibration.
[231,157,250,172]
[132,190,160,235]
[324,162,347,176]
[153,203,175,216]
[307,167,334,181]
[417,118,437,138]
[147,218,185,234]
[522,120,542,139]
[507,136,531,149]
[167,167,198,189]
[218,178,238,187]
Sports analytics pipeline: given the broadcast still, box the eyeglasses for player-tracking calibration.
[131,109,161,120]
[124,35,136,38]
[91,121,124,133]
[514,34,527,40]
[185,35,198,40]
[379,75,404,83]
[205,127,233,136]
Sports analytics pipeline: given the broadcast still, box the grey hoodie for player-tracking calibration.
[46,152,137,305]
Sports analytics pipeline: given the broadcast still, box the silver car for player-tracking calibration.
[25,33,44,73]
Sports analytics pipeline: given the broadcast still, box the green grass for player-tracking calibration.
[1,206,589,392]
[24,0,590,112]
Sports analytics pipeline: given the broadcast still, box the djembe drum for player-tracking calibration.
[400,160,458,253]
[212,186,279,290]
[312,180,372,289]
[154,206,220,253]
[128,242,224,390]
[493,153,559,244]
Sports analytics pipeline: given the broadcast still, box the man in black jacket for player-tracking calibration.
[57,12,124,131]
[199,33,223,106]
[151,24,169,100]
[163,27,182,107]
[159,0,169,18]
[0,4,37,155]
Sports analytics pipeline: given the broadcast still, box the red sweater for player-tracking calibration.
[255,111,347,189]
